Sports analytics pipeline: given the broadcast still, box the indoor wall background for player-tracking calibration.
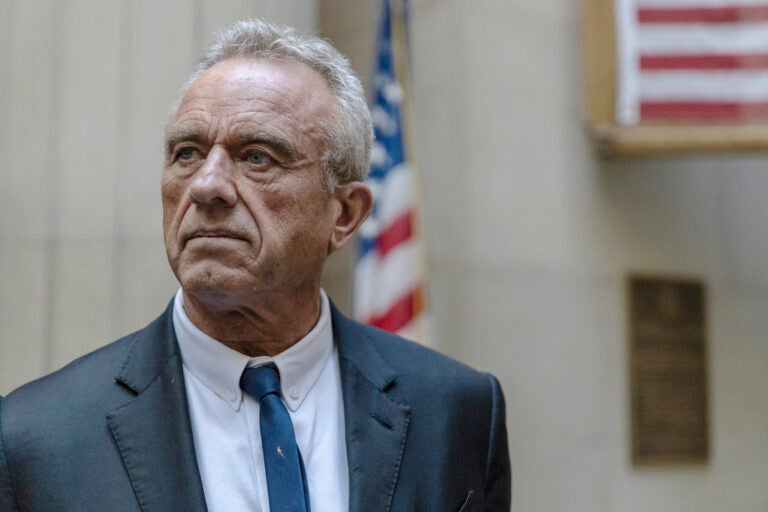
[1,0,767,511]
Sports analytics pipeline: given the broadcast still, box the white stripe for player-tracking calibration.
[637,0,768,7]
[369,241,418,317]
[639,69,768,100]
[353,251,379,321]
[638,24,768,55]
[616,0,642,124]
[354,241,418,321]
[372,163,412,228]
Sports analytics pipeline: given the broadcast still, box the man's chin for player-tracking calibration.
[176,265,250,299]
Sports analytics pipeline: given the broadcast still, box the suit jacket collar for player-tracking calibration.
[332,303,411,512]
[104,301,411,512]
[108,301,208,512]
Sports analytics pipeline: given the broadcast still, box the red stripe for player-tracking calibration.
[641,101,768,120]
[641,53,768,70]
[377,211,412,258]
[367,290,415,333]
[638,6,768,23]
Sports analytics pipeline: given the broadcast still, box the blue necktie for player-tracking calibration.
[240,365,311,512]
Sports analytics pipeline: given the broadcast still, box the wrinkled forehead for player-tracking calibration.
[171,57,337,124]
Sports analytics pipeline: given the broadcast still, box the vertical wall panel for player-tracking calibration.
[48,0,123,368]
[198,0,316,51]
[0,2,56,240]
[49,241,116,369]
[0,1,58,391]
[54,0,122,239]
[199,0,257,48]
[254,0,316,33]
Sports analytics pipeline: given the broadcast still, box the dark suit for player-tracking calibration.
[0,301,510,511]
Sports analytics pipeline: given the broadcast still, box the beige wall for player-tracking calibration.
[2,0,767,510]
[320,0,768,511]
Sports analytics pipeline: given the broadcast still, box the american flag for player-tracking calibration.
[353,0,430,343]
[615,0,768,124]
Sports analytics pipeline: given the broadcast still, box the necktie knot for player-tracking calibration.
[240,364,282,402]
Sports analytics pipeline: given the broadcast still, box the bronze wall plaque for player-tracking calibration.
[628,275,709,465]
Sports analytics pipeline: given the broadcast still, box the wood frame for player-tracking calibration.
[583,0,768,156]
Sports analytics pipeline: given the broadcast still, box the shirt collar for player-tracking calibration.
[173,288,334,412]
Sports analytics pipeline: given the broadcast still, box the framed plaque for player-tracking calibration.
[628,275,710,465]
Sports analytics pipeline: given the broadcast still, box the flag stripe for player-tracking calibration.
[640,52,768,69]
[358,163,412,259]
[637,0,768,6]
[638,69,768,101]
[356,240,418,321]
[637,24,768,55]
[377,211,412,257]
[638,5,768,23]
[365,289,417,332]
[375,163,412,223]
[641,100,768,119]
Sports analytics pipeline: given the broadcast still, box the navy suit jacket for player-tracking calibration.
[0,301,510,511]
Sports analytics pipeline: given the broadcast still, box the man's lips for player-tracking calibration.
[184,229,249,243]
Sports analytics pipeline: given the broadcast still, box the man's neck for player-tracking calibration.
[181,288,322,357]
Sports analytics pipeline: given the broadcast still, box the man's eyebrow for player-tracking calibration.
[165,128,206,154]
[164,129,304,162]
[235,132,303,162]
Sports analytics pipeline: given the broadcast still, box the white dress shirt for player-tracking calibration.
[173,289,349,512]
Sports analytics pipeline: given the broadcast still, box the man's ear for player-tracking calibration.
[328,181,373,253]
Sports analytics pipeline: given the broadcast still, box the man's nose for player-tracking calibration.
[188,147,238,207]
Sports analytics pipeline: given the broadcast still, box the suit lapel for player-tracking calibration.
[333,305,411,512]
[104,301,409,512]
[107,304,207,512]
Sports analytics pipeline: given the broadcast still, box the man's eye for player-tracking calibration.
[176,147,197,161]
[246,150,273,168]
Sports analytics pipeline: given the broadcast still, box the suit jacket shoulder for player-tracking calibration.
[332,306,511,511]
[1,303,174,449]
[0,303,207,511]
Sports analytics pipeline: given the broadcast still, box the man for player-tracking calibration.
[0,19,510,511]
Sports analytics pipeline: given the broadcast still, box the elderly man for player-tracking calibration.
[0,19,510,512]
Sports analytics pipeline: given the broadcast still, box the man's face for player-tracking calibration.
[162,58,341,305]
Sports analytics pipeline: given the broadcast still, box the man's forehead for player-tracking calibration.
[176,58,332,114]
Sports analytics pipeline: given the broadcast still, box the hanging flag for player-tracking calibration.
[615,0,768,124]
[353,0,430,344]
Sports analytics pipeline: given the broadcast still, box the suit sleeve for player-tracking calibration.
[0,397,21,512]
[483,375,511,511]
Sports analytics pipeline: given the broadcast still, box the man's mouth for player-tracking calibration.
[186,229,248,243]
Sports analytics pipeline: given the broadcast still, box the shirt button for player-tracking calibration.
[289,387,300,400]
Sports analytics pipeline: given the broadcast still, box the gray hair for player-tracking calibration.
[174,18,372,189]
